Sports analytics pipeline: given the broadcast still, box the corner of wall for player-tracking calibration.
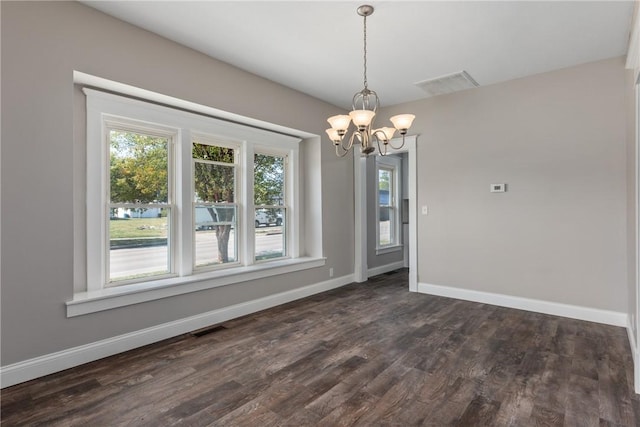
[628,314,640,394]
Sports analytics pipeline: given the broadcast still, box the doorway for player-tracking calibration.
[354,135,418,291]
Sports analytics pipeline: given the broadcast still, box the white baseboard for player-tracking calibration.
[628,316,640,394]
[368,261,406,278]
[1,274,354,389]
[418,282,627,327]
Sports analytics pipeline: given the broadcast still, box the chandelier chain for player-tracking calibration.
[363,14,368,90]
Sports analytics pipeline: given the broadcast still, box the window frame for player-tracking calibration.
[191,135,242,272]
[83,88,306,304]
[375,155,402,254]
[253,149,290,263]
[105,122,177,286]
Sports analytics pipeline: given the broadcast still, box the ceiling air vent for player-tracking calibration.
[414,71,479,98]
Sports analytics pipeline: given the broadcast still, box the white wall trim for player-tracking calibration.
[67,257,326,317]
[74,71,316,139]
[368,261,406,278]
[1,273,354,389]
[418,282,627,327]
[375,245,403,256]
[628,316,640,394]
[354,155,368,283]
[635,71,640,394]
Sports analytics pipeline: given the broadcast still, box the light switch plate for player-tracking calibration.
[421,205,428,215]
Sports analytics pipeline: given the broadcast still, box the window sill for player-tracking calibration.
[376,245,403,255]
[67,257,326,317]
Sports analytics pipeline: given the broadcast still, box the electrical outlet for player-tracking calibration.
[329,267,334,278]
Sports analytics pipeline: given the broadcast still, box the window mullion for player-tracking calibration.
[243,143,255,266]
[179,129,192,277]
[288,148,300,258]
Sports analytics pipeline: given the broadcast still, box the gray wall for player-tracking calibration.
[382,57,629,312]
[1,1,354,365]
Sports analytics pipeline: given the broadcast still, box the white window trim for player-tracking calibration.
[253,148,294,263]
[73,88,319,317]
[375,155,402,251]
[102,118,178,286]
[191,134,243,272]
[376,245,403,256]
[67,257,326,317]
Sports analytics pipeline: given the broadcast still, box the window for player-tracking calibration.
[108,126,174,285]
[193,139,239,269]
[376,155,401,251]
[84,88,308,297]
[254,152,287,261]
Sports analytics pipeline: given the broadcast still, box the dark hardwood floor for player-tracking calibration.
[2,270,638,426]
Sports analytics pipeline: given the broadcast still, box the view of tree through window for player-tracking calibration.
[109,130,170,283]
[254,153,286,260]
[89,91,304,292]
[107,133,292,284]
[193,142,237,267]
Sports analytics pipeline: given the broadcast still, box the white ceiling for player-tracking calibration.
[82,1,635,109]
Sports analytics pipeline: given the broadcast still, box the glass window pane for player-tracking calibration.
[194,205,237,268]
[110,130,168,203]
[109,208,170,284]
[378,169,391,205]
[192,142,235,163]
[378,167,393,246]
[194,161,235,203]
[254,153,285,205]
[255,208,285,260]
[379,209,393,246]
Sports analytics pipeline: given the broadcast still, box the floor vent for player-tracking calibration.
[191,325,227,338]
[414,70,479,98]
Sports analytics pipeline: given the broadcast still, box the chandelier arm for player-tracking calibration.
[387,135,406,150]
[342,132,359,152]
[371,131,387,156]
[371,129,387,141]
[335,144,351,158]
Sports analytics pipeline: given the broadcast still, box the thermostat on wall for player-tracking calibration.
[490,183,507,193]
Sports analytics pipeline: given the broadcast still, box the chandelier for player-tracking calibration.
[326,5,415,157]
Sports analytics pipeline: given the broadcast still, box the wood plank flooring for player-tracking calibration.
[2,270,638,426]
